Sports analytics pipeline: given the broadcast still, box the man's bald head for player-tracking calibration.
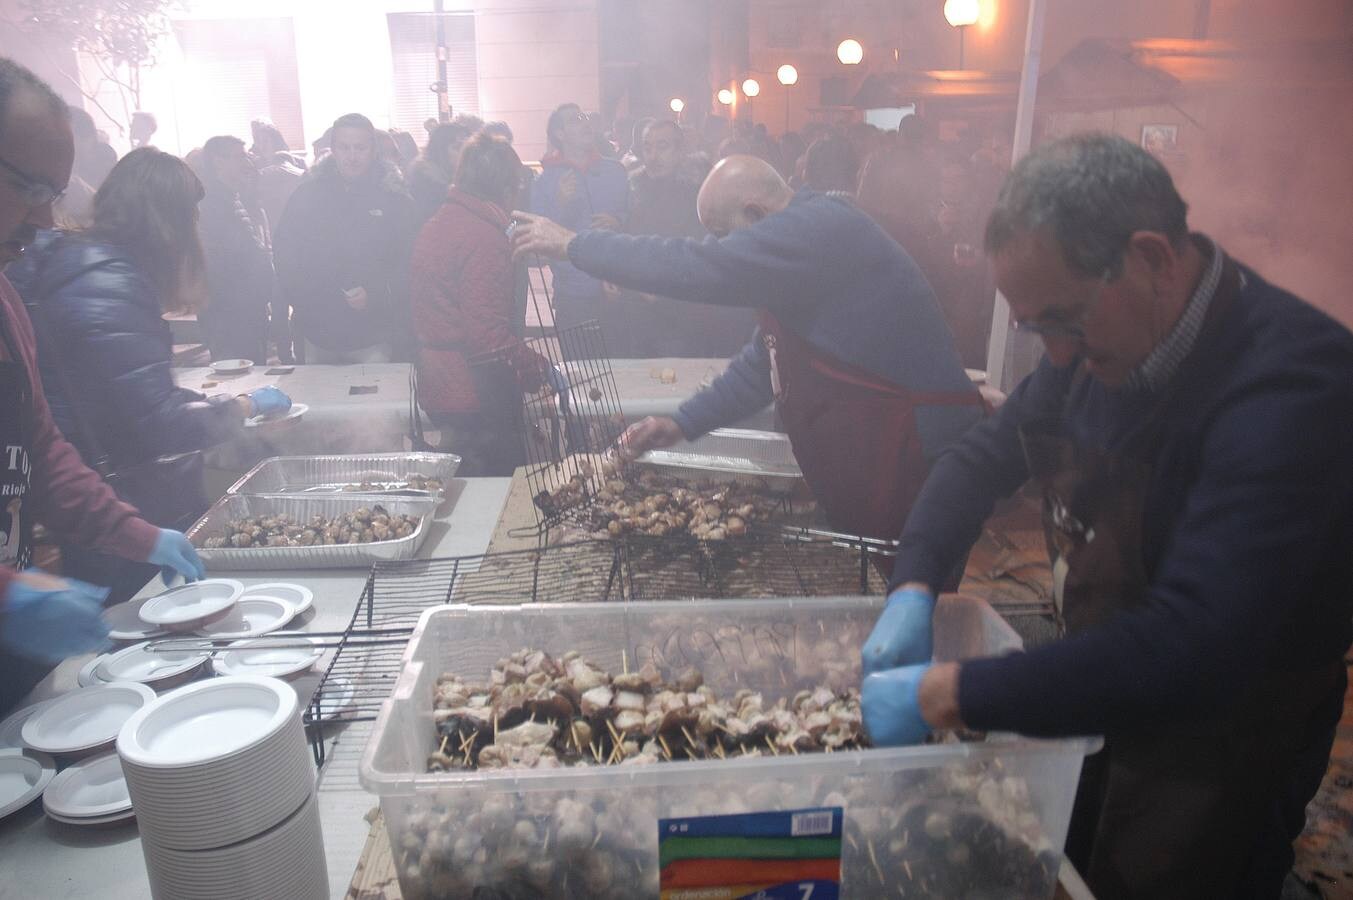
[696,155,794,238]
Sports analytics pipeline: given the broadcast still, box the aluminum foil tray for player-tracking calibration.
[226,453,461,497]
[637,428,802,481]
[188,493,439,570]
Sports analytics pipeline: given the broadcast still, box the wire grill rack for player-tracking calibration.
[472,255,628,533]
[303,532,893,763]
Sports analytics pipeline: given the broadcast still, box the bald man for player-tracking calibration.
[511,155,983,554]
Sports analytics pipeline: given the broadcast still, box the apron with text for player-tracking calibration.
[760,312,984,567]
[0,325,33,571]
[1020,261,1344,899]
[0,309,52,716]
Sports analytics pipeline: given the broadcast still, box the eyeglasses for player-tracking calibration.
[0,155,64,209]
[1014,270,1112,340]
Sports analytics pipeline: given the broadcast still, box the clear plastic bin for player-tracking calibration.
[360,597,1097,899]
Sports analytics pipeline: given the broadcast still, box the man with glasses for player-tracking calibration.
[0,59,204,712]
[861,132,1353,898]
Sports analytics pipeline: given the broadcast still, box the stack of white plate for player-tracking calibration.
[42,751,135,825]
[117,676,326,900]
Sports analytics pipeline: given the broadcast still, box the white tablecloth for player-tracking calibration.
[571,357,777,430]
[175,363,415,471]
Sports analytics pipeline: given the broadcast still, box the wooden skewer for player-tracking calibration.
[605,718,623,747]
[439,734,449,755]
[764,736,779,756]
[657,734,673,760]
[868,839,885,885]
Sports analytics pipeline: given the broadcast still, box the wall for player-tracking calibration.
[2,0,599,163]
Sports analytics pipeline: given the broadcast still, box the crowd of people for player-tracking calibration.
[19,97,1006,479]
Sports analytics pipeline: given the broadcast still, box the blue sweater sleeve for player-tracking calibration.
[671,335,773,439]
[567,221,824,317]
[959,353,1353,737]
[889,358,1071,591]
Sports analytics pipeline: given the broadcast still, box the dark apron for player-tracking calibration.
[760,312,984,563]
[0,310,56,715]
[1020,262,1345,899]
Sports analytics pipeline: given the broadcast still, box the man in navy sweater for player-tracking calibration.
[511,155,982,549]
[861,133,1353,898]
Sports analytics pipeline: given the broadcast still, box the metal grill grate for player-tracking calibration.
[472,255,628,533]
[303,532,894,762]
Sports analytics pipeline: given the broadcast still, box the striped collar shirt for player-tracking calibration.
[1127,234,1224,393]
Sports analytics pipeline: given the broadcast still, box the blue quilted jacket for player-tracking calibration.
[6,230,241,472]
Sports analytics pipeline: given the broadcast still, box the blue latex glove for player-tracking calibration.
[862,664,933,747]
[546,365,571,413]
[148,529,206,585]
[247,386,292,418]
[0,571,111,664]
[862,586,936,676]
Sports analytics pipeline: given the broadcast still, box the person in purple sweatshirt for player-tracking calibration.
[511,154,983,557]
[0,59,204,713]
[861,133,1353,899]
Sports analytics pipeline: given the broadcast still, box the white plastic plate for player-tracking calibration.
[245,402,308,428]
[0,749,55,819]
[210,358,253,375]
[194,596,293,640]
[212,637,321,679]
[96,642,209,685]
[77,654,114,688]
[240,582,313,618]
[42,751,132,819]
[103,598,169,642]
[0,700,53,751]
[304,675,355,723]
[45,807,135,826]
[138,580,243,627]
[21,682,156,755]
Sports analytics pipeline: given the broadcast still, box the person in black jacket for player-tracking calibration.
[197,135,274,363]
[405,119,474,226]
[7,148,290,602]
[860,134,1353,899]
[273,113,417,363]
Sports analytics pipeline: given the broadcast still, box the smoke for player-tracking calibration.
[1168,45,1353,325]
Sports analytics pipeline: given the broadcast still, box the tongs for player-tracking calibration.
[142,628,414,654]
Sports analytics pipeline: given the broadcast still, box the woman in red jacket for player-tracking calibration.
[410,133,551,475]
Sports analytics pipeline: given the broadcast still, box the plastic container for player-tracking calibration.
[361,596,1096,899]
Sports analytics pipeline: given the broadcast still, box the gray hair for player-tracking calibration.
[0,58,68,134]
[985,132,1189,278]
